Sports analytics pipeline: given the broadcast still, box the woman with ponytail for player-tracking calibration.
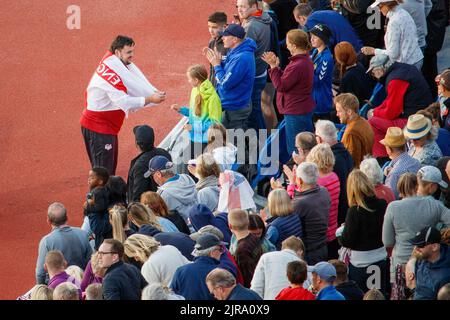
[171,64,222,159]
[108,205,134,243]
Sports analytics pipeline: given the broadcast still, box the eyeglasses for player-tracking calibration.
[97,251,117,256]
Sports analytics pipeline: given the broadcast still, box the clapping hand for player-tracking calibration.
[261,51,279,69]
[203,47,222,67]
[270,177,283,190]
[283,164,296,185]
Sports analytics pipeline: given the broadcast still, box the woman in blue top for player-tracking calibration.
[309,24,334,119]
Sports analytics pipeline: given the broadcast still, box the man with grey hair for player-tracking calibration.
[53,282,80,300]
[315,119,353,225]
[35,202,92,285]
[144,155,197,224]
[206,268,261,300]
[366,54,432,160]
[141,283,185,300]
[292,162,331,265]
[360,157,395,204]
[170,233,225,300]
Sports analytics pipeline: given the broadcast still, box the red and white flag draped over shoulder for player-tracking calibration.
[80,51,158,135]
[218,170,256,213]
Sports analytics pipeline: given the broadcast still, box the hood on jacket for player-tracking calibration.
[212,144,237,169]
[159,174,197,203]
[247,11,272,25]
[198,79,216,102]
[227,38,257,60]
[196,175,220,190]
[189,204,215,231]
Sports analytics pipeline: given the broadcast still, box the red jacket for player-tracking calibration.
[269,54,315,115]
[276,286,316,300]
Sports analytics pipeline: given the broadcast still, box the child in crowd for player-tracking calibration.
[205,123,237,171]
[207,12,228,87]
[309,24,334,120]
[171,64,222,159]
[83,167,112,250]
[276,260,316,300]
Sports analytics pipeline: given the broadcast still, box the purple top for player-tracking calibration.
[48,271,82,299]
[80,260,103,292]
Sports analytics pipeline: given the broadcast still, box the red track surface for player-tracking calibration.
[0,0,235,299]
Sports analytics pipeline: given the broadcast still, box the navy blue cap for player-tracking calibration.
[409,227,441,248]
[143,155,173,178]
[194,233,227,250]
[220,24,246,39]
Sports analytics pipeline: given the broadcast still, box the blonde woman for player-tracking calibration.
[188,153,221,212]
[305,143,340,259]
[140,192,190,235]
[127,202,162,237]
[123,234,190,287]
[108,205,134,243]
[265,189,302,250]
[30,285,53,300]
[340,169,389,297]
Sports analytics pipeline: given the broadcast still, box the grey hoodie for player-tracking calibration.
[243,12,272,76]
[196,175,220,212]
[158,174,198,222]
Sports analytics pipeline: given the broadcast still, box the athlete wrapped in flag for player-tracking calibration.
[80,35,166,175]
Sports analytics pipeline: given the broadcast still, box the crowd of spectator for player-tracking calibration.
[21,0,450,301]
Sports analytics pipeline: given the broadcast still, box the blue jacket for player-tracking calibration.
[310,47,334,114]
[305,10,363,51]
[415,245,450,300]
[266,214,303,250]
[103,261,147,300]
[189,204,232,244]
[214,38,256,111]
[227,284,262,300]
[170,256,220,300]
[316,285,346,300]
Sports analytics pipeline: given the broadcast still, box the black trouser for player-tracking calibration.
[81,126,118,175]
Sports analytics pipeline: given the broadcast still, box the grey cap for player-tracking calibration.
[418,166,448,188]
[367,54,390,73]
[190,225,224,242]
[194,233,227,250]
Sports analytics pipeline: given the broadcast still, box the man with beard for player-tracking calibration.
[80,35,167,175]
[410,227,450,300]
